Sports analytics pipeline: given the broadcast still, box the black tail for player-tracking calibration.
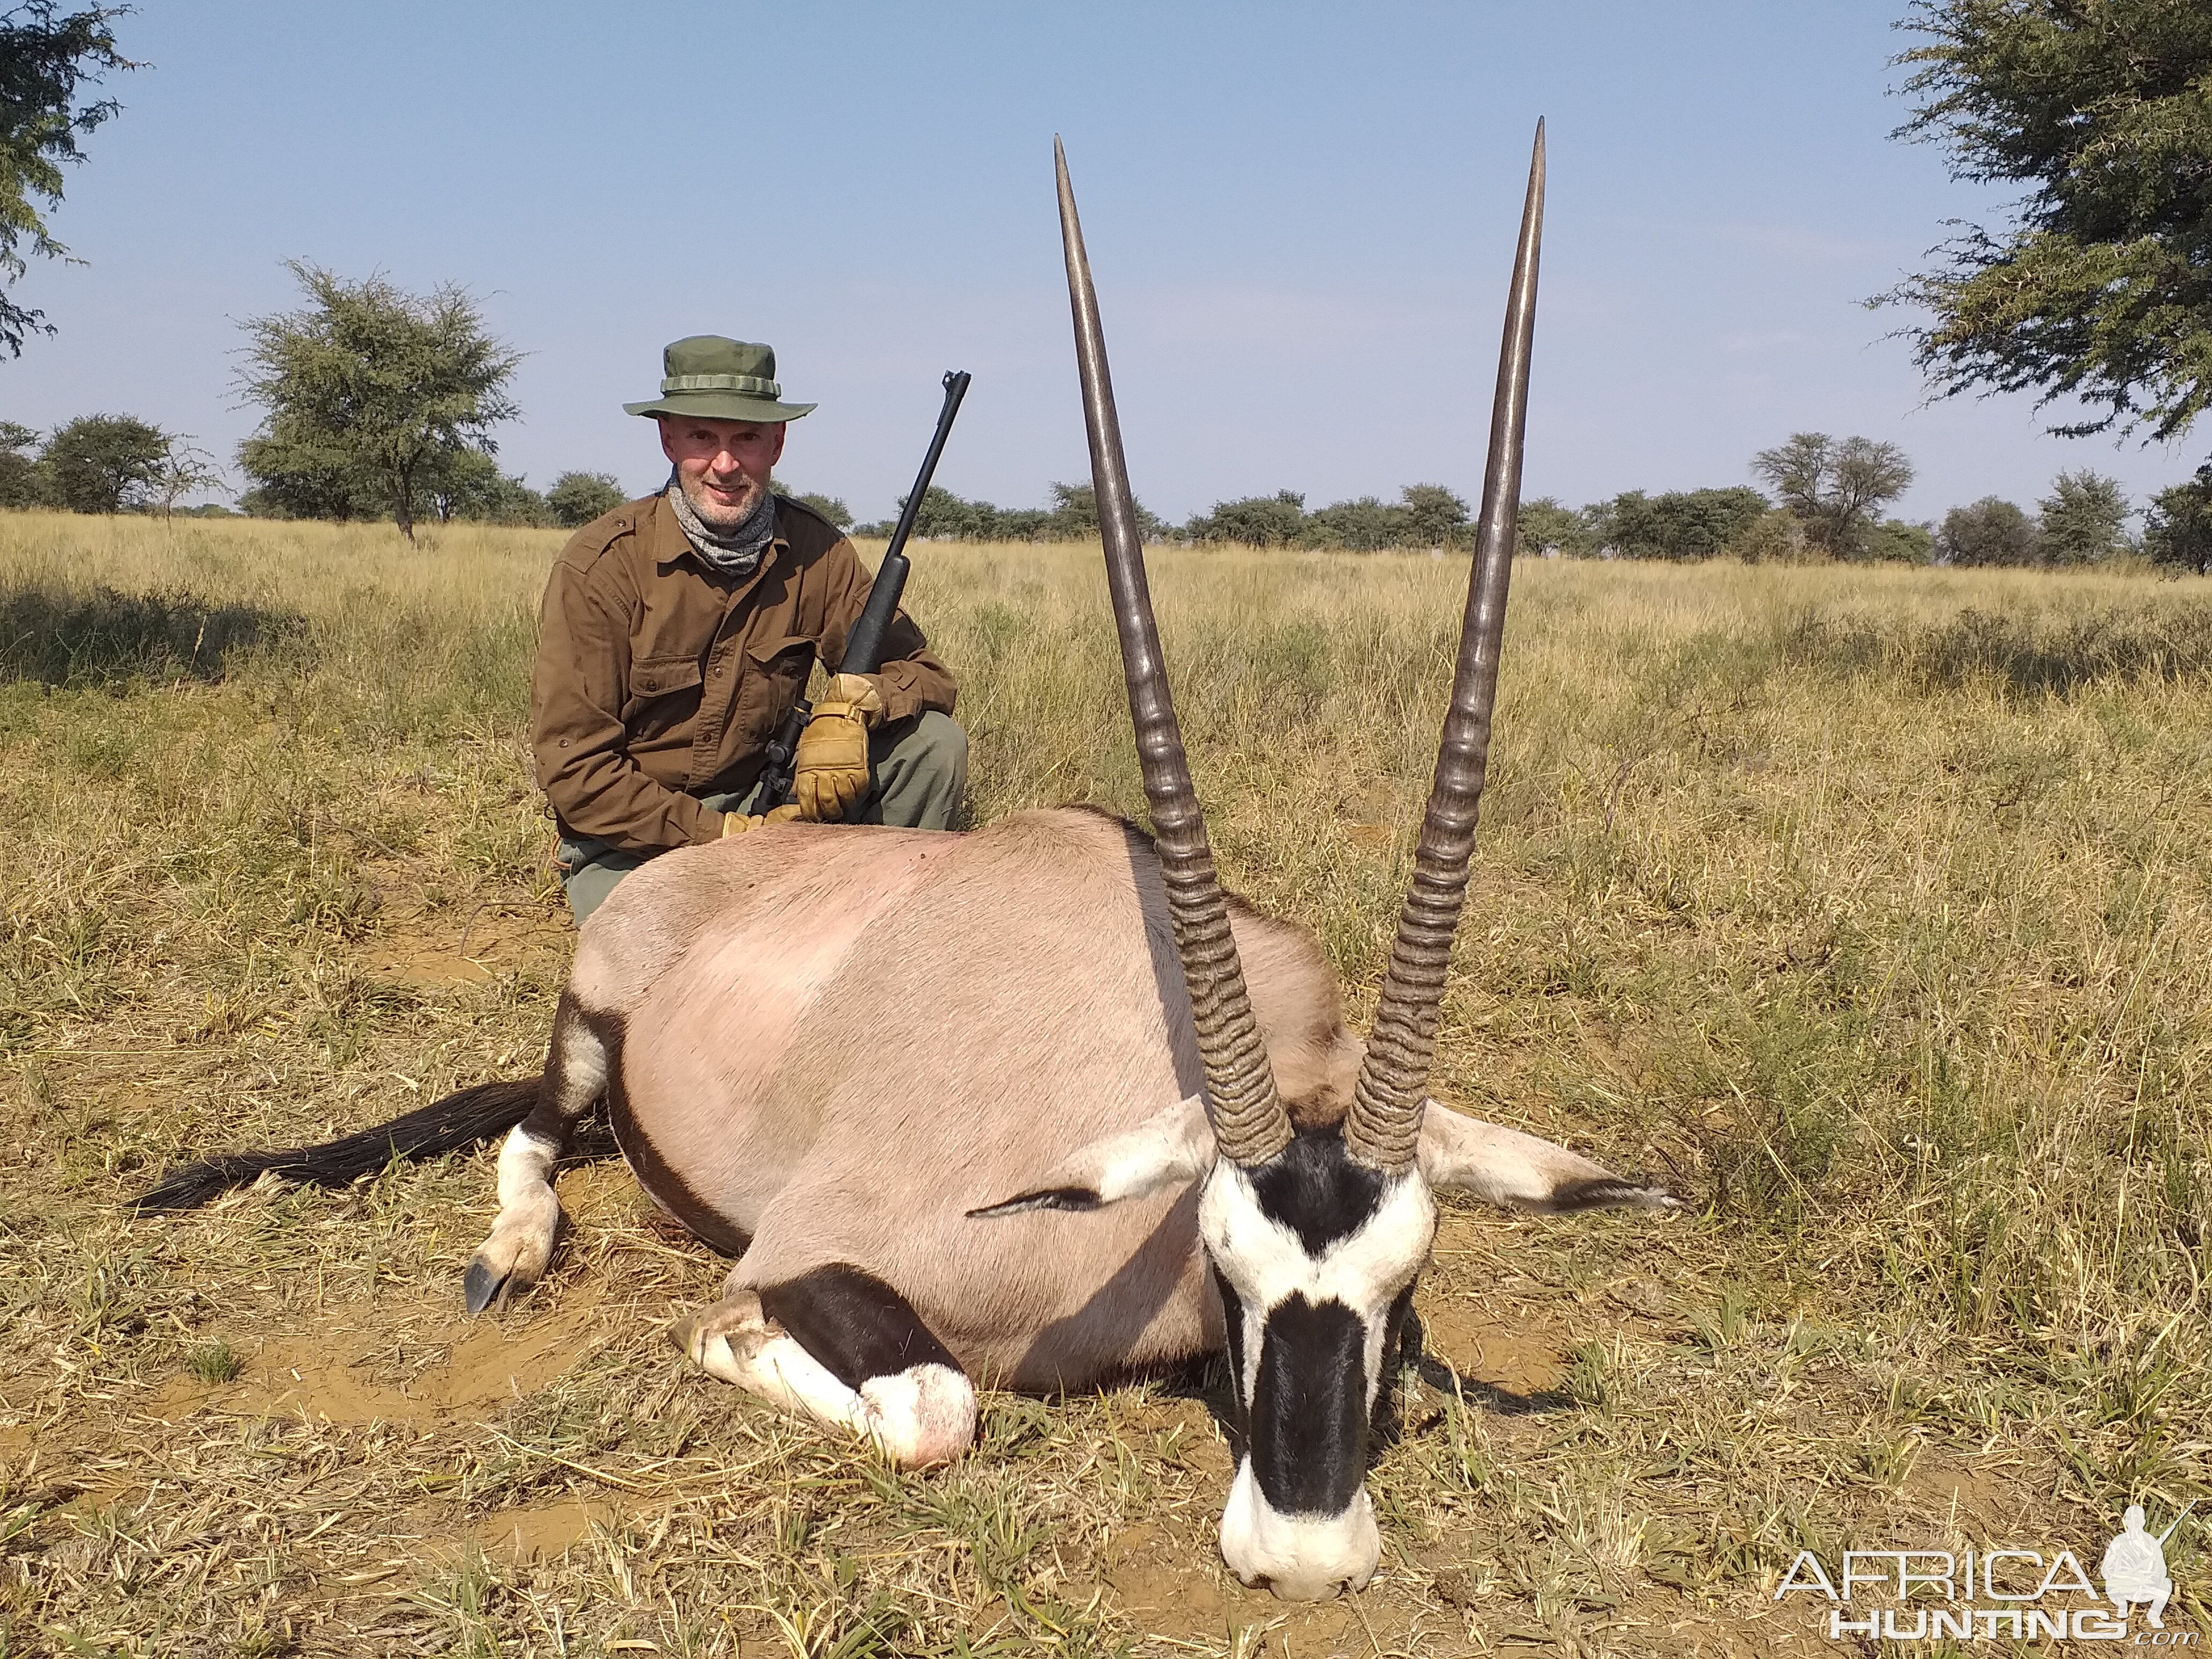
[129,1078,540,1214]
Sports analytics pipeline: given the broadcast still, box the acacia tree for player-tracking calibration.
[236,263,523,541]
[0,3,131,357]
[1750,432,1915,557]
[1400,483,1470,547]
[1186,491,1307,547]
[0,419,41,505]
[43,412,165,512]
[1590,487,1769,561]
[549,470,626,528]
[787,490,851,528]
[1515,496,1590,557]
[1036,481,1166,541]
[2144,469,2212,575]
[1301,496,1407,550]
[1935,496,2039,566]
[1889,1,2212,455]
[148,435,222,520]
[2037,469,2129,564]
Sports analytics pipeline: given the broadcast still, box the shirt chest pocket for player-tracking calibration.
[735,633,817,745]
[622,652,705,735]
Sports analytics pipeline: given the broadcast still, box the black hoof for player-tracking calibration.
[463,1259,505,1315]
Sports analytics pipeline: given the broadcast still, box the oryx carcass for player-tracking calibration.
[136,126,1675,1601]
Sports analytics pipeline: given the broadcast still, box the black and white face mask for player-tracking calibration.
[977,1092,1671,1601]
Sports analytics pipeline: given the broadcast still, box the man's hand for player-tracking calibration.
[793,672,885,822]
[722,804,803,836]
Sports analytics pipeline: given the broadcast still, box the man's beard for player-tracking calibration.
[679,470,763,528]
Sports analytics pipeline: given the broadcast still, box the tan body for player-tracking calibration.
[576,805,1355,1390]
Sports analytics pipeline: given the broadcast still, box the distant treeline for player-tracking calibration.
[884,432,2212,574]
[876,481,1482,550]
[233,452,634,531]
[13,399,2212,577]
[0,415,634,529]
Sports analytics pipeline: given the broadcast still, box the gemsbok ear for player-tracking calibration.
[968,1094,1216,1217]
[1419,1100,1678,1214]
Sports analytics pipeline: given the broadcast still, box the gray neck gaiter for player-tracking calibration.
[666,471,778,576]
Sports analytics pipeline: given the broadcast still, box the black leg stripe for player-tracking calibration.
[596,1007,753,1258]
[758,1265,961,1392]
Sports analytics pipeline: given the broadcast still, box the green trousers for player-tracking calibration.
[557,711,967,924]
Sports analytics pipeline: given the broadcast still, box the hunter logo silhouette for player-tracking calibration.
[2102,1501,2194,1630]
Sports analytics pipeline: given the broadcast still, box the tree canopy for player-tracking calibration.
[1935,495,2041,565]
[1186,491,1308,547]
[0,420,40,507]
[235,263,524,541]
[2037,468,2130,563]
[1589,487,1769,561]
[1889,0,2212,454]
[1516,496,1589,557]
[1751,432,1916,557]
[0,3,131,357]
[548,470,626,528]
[787,490,851,530]
[43,413,166,513]
[2145,468,2212,574]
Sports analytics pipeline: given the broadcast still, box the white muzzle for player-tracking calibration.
[1217,1458,1380,1601]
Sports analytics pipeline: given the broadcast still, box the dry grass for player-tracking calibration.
[0,508,2206,1655]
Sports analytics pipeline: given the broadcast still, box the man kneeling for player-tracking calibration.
[532,335,965,922]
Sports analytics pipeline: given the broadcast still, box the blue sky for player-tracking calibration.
[3,2,2200,525]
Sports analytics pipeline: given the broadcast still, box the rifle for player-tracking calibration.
[752,369,972,811]
[2156,1499,2198,1546]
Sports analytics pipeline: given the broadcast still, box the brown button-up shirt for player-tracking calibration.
[530,492,957,854]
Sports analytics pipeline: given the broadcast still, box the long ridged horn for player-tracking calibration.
[1056,137,1292,1169]
[1343,120,1546,1174]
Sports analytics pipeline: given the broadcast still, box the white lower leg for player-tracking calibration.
[465,1126,562,1307]
[856,1365,977,1467]
[674,1295,976,1467]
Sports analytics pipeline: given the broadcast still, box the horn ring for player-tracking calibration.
[1055,138,1292,1169]
[1344,121,1547,1173]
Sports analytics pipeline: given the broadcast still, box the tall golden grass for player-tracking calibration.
[1,508,2206,1653]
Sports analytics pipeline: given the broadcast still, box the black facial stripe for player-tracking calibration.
[757,1264,960,1392]
[1384,1282,1416,1373]
[1247,1128,1387,1256]
[1213,1262,1247,1415]
[1374,1282,1419,1436]
[1249,1294,1369,1517]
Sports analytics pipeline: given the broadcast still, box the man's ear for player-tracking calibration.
[767,424,787,467]
[968,1095,1215,1217]
[657,416,680,466]
[1419,1100,1678,1214]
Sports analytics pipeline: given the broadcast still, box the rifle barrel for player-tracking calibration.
[2156,1499,2197,1545]
[840,370,970,676]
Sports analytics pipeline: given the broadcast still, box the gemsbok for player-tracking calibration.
[138,124,1676,1601]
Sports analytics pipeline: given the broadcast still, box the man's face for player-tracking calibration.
[658,415,788,527]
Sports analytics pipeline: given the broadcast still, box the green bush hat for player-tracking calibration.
[623,336,818,423]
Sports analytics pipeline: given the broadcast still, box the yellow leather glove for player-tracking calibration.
[722,804,802,836]
[792,672,885,823]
